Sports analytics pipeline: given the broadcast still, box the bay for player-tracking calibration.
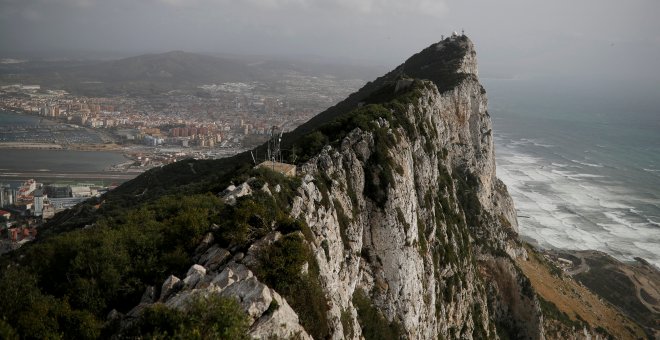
[0,109,131,182]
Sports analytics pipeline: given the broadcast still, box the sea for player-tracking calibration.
[484,77,660,268]
[0,109,128,181]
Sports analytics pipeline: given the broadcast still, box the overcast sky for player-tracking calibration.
[1,0,659,82]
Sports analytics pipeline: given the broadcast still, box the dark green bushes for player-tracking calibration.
[352,289,403,340]
[255,233,330,339]
[0,267,100,339]
[0,194,225,337]
[124,295,249,339]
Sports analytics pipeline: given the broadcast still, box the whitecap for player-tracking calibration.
[496,146,660,267]
[571,159,604,168]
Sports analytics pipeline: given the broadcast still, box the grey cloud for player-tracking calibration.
[0,0,658,83]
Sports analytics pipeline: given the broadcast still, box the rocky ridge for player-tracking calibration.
[117,36,622,339]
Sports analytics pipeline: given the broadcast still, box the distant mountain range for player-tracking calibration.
[69,51,254,84]
[0,51,385,96]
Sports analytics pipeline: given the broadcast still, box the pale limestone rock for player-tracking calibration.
[156,259,311,338]
[242,232,282,268]
[140,286,156,304]
[199,244,231,271]
[220,276,272,321]
[261,183,272,196]
[194,232,215,255]
[250,292,312,340]
[287,39,536,338]
[233,252,245,262]
[106,309,122,322]
[159,274,181,301]
[183,264,206,288]
[221,182,252,205]
[211,262,254,291]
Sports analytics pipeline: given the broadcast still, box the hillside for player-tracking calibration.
[0,51,383,97]
[0,51,253,96]
[72,51,252,83]
[0,35,648,339]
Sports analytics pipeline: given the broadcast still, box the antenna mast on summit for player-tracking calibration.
[267,125,283,163]
[277,130,283,163]
[266,127,272,162]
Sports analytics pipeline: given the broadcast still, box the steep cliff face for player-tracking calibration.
[289,37,540,339]
[146,35,546,339]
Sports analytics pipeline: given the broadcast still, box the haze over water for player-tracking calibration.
[486,78,660,267]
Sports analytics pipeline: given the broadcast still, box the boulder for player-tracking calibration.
[250,292,312,340]
[211,262,254,291]
[242,232,282,268]
[220,276,272,321]
[194,232,215,256]
[140,285,156,304]
[199,244,231,271]
[183,264,207,288]
[159,275,182,301]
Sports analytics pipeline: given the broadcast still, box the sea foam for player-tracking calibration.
[496,138,660,267]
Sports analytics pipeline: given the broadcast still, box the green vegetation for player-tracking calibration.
[341,309,355,338]
[471,303,488,339]
[396,207,410,234]
[575,257,657,333]
[121,295,250,339]
[287,80,427,208]
[333,198,352,248]
[0,194,224,338]
[0,166,309,338]
[352,289,403,340]
[417,220,428,255]
[255,233,330,339]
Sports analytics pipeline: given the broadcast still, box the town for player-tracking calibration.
[0,71,366,253]
[0,178,114,254]
[0,74,364,164]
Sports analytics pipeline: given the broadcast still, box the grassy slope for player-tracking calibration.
[516,244,647,339]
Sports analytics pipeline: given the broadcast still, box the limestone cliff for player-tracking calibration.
[287,36,540,339]
[119,36,616,339]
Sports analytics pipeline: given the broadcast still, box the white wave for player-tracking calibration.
[646,218,660,227]
[598,201,634,210]
[496,146,660,268]
[550,169,605,179]
[566,173,605,179]
[532,142,555,148]
[634,242,660,257]
[571,159,604,168]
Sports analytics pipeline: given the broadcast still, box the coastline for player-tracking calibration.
[0,171,139,181]
[1,107,122,151]
[0,142,123,151]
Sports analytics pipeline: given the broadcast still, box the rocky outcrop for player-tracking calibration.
[120,35,545,339]
[154,259,311,339]
[285,35,543,339]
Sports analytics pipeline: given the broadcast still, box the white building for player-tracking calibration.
[33,189,45,217]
